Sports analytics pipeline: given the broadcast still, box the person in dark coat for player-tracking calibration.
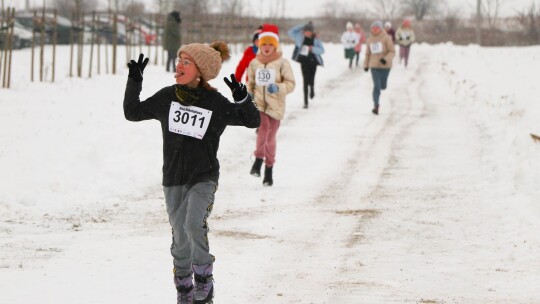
[163,11,182,72]
[288,21,325,109]
[384,21,396,44]
[123,42,260,304]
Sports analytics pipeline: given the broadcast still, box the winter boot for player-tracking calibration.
[372,105,379,115]
[303,85,309,108]
[250,158,263,177]
[309,85,315,99]
[263,166,273,187]
[174,275,194,304]
[193,264,214,304]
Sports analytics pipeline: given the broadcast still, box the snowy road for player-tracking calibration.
[1,44,539,303]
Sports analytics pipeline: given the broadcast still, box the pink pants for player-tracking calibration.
[399,45,411,66]
[254,112,280,167]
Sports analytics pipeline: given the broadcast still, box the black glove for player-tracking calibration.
[380,58,387,65]
[224,74,248,102]
[364,67,369,72]
[127,53,149,82]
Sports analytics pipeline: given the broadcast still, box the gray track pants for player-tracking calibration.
[164,181,217,277]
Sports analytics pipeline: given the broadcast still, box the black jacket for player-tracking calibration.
[124,79,260,186]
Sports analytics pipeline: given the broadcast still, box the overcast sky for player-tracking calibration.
[5,0,539,18]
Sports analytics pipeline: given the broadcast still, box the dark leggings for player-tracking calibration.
[354,51,360,66]
[301,61,318,105]
[166,50,176,72]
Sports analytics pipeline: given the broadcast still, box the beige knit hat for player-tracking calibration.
[177,41,230,81]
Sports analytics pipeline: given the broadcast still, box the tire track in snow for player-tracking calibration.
[312,61,428,303]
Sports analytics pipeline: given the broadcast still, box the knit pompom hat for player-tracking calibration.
[303,21,314,32]
[371,20,383,29]
[177,41,230,81]
[258,23,280,47]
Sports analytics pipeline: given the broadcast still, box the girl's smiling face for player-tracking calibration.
[175,53,200,87]
[260,43,276,56]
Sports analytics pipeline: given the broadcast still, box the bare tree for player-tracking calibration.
[125,1,145,17]
[267,0,285,18]
[154,0,168,15]
[369,0,401,20]
[174,0,211,16]
[52,0,98,16]
[321,1,367,19]
[219,0,245,16]
[112,0,135,12]
[481,0,506,28]
[517,3,540,44]
[430,2,463,34]
[401,0,441,21]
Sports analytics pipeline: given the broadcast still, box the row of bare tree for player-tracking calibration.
[40,0,540,46]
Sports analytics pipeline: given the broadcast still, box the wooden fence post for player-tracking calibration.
[112,12,117,75]
[39,5,45,82]
[88,11,95,78]
[52,9,57,82]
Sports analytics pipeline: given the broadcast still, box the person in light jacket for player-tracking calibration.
[364,20,395,115]
[288,21,324,109]
[341,21,359,68]
[395,19,416,67]
[247,24,295,186]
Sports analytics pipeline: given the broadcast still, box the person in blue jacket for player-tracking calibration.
[288,21,324,109]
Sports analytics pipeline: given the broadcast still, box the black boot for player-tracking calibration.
[250,158,263,177]
[372,105,379,115]
[303,85,309,109]
[263,166,273,186]
[309,85,315,99]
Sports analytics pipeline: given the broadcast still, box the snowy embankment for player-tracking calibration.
[419,43,540,211]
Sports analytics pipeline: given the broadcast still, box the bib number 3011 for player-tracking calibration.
[168,102,212,139]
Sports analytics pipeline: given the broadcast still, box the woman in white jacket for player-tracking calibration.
[247,24,296,186]
[395,19,416,67]
[341,21,360,68]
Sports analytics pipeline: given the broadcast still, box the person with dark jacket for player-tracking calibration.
[384,21,396,44]
[163,11,181,72]
[288,21,324,109]
[123,42,260,304]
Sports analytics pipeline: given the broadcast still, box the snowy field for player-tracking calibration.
[0,41,539,303]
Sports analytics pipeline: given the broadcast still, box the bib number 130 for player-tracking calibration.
[168,102,212,139]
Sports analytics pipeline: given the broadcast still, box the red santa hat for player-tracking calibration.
[258,23,279,47]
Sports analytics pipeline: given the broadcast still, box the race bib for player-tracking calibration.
[255,68,276,86]
[168,102,212,139]
[370,42,383,54]
[300,45,310,56]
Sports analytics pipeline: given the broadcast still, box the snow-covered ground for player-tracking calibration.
[1,41,539,303]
